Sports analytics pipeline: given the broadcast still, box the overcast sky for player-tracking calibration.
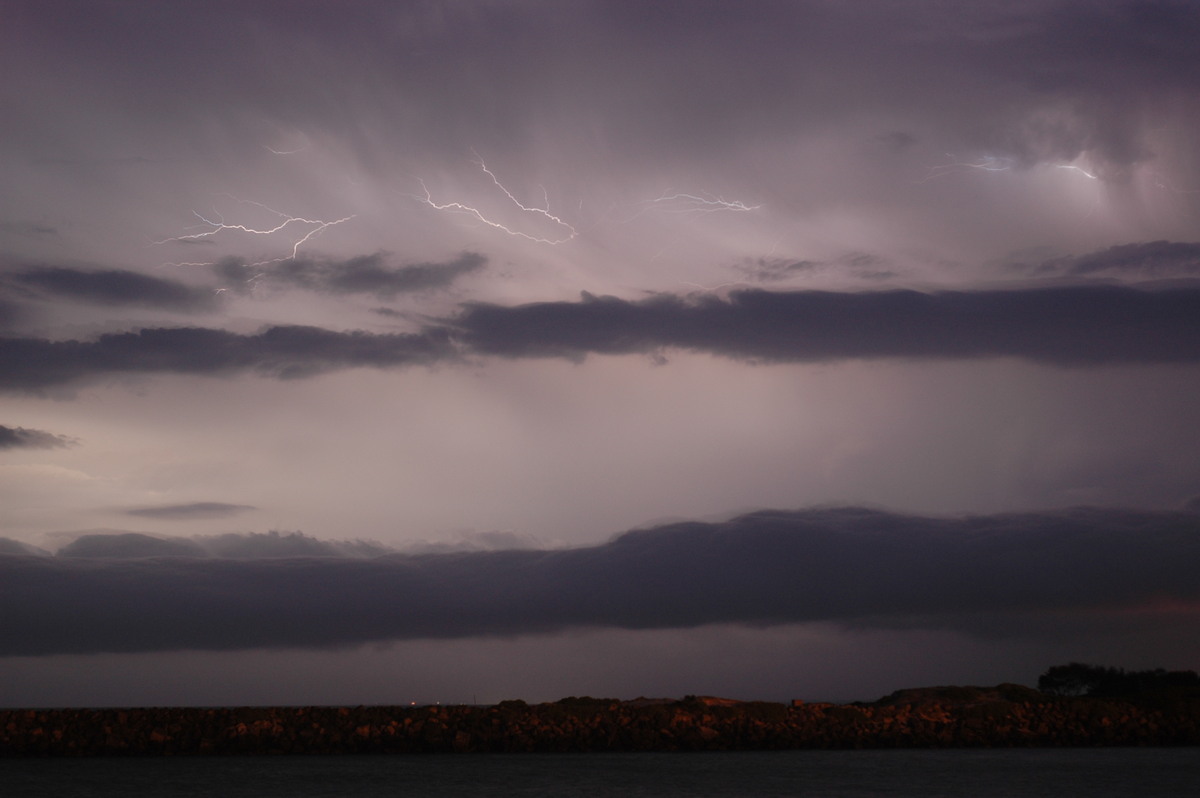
[2,0,1198,707]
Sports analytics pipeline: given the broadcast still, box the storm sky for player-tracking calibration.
[2,0,1199,707]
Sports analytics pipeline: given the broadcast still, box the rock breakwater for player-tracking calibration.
[3,686,1198,756]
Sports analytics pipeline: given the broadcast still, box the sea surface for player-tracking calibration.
[3,748,1198,797]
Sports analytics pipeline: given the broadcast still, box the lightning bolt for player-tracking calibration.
[644,191,762,213]
[921,154,1105,184]
[413,154,577,245]
[1055,164,1098,180]
[153,195,355,265]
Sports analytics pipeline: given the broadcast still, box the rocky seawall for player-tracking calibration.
[3,685,1198,756]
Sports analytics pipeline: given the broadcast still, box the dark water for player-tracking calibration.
[3,748,1198,797]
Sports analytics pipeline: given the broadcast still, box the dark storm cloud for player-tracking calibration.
[0,324,454,393]
[0,424,76,450]
[1037,241,1200,278]
[10,2,1199,177]
[125,502,256,521]
[453,284,1200,366]
[1,506,1195,656]
[3,265,218,312]
[5,282,1200,392]
[214,252,484,298]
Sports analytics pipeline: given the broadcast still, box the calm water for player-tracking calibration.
[3,748,1198,797]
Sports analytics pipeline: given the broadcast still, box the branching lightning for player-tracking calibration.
[413,154,578,245]
[153,194,355,266]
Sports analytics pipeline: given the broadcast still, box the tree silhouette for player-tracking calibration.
[1038,663,1200,697]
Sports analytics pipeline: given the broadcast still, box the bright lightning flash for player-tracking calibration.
[920,154,1103,184]
[414,155,577,245]
[153,195,355,265]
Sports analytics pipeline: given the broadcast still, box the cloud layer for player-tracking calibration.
[454,283,1200,366]
[54,530,390,560]
[4,2,1200,704]
[0,424,75,450]
[214,252,485,298]
[3,265,217,312]
[125,502,257,521]
[2,506,1196,656]
[0,325,453,392]
[5,280,1200,393]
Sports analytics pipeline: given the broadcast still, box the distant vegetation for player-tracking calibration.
[1038,663,1200,697]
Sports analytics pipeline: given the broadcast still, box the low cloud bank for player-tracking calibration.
[0,324,454,392]
[55,530,392,560]
[1037,241,1200,278]
[452,284,1200,366]
[5,282,1200,392]
[1,506,1196,656]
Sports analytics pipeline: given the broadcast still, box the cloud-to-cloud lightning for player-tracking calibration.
[644,191,762,213]
[154,196,355,265]
[920,155,1101,184]
[414,155,578,245]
